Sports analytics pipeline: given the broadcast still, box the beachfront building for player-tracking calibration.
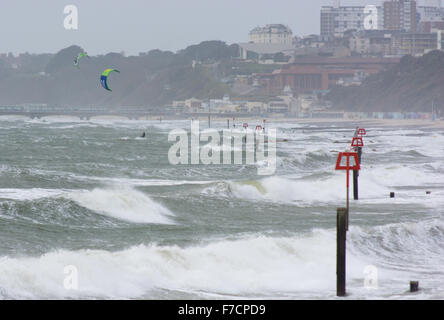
[267,100,290,114]
[213,104,241,113]
[245,101,267,114]
[267,89,300,116]
[184,98,204,113]
[172,100,186,113]
[209,94,232,112]
[297,94,318,117]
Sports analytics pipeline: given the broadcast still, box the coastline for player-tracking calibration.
[183,116,444,129]
[2,114,443,129]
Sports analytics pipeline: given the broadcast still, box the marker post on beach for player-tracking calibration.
[351,134,365,201]
[353,146,362,200]
[335,151,360,230]
[337,207,347,297]
[335,147,361,297]
[410,281,419,292]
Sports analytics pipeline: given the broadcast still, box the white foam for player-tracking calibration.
[0,115,29,121]
[364,165,440,187]
[201,144,242,153]
[0,231,362,299]
[228,174,388,205]
[1,224,440,299]
[64,186,174,224]
[68,175,213,187]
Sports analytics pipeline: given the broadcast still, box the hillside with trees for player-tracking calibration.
[326,50,444,113]
[0,41,241,107]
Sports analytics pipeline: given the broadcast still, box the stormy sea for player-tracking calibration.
[0,116,443,299]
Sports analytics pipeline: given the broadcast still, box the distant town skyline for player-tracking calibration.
[0,0,437,55]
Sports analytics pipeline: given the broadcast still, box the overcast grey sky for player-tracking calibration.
[0,0,430,55]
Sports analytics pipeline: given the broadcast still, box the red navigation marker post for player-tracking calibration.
[351,137,364,148]
[242,123,249,143]
[335,152,360,188]
[335,151,359,298]
[351,135,365,201]
[335,152,360,230]
[335,127,366,297]
[357,128,367,136]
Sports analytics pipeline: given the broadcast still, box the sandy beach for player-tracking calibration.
[198,117,444,129]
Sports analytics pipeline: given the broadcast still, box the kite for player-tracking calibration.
[100,69,120,91]
[74,52,89,68]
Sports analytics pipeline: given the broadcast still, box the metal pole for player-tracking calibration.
[353,146,361,201]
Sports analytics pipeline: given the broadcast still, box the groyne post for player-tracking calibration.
[410,281,419,292]
[335,152,360,231]
[353,147,362,200]
[337,208,347,297]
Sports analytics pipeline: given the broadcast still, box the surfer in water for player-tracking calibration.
[141,132,146,138]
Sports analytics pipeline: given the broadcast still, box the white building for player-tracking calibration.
[297,94,319,116]
[267,87,300,115]
[184,98,203,113]
[245,101,267,113]
[248,24,293,44]
[321,5,384,37]
[209,94,232,111]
